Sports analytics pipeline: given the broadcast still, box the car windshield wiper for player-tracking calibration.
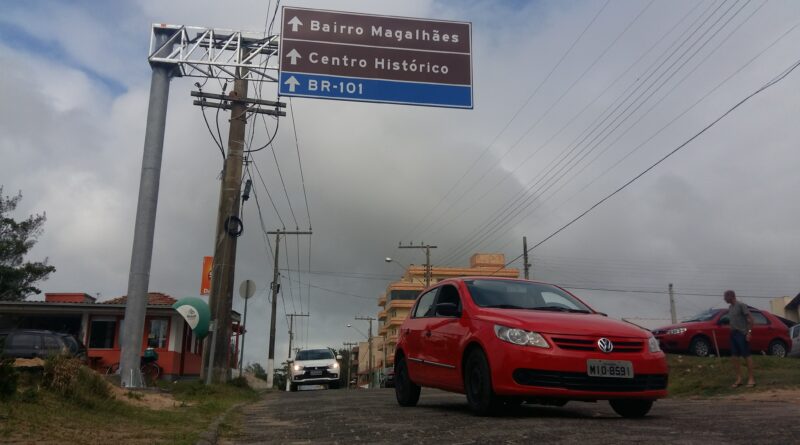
[484,304,525,309]
[530,306,591,313]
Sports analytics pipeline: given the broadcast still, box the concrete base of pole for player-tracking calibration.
[266,358,275,388]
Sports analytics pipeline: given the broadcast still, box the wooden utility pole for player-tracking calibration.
[266,229,312,389]
[523,236,531,280]
[203,73,249,384]
[194,51,286,384]
[342,341,358,389]
[355,316,375,388]
[398,243,438,287]
[287,313,309,359]
[669,283,677,324]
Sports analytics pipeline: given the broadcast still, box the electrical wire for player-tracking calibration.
[415,0,658,240]
[439,0,752,264]
[398,0,612,243]
[498,53,800,272]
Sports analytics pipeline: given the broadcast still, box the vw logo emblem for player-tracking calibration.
[597,338,614,353]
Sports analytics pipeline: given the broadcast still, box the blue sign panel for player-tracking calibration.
[279,72,472,108]
[279,7,473,109]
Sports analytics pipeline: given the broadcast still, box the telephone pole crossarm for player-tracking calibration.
[398,243,438,287]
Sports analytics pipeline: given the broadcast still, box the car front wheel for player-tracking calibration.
[769,340,787,357]
[609,399,654,418]
[464,349,502,416]
[394,355,420,407]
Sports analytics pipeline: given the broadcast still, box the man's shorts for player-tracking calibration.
[730,330,750,357]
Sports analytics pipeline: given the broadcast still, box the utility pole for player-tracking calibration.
[200,57,251,384]
[343,341,357,389]
[266,229,312,388]
[398,243,438,287]
[523,236,531,280]
[287,313,309,359]
[355,316,375,388]
[669,283,677,324]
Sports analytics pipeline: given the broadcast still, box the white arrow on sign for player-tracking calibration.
[286,49,302,65]
[284,76,300,93]
[288,16,303,32]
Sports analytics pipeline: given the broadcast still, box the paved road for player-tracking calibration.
[221,388,800,444]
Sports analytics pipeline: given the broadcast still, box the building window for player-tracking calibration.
[148,318,169,349]
[89,318,117,349]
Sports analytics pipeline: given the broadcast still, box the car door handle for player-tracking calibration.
[425,330,432,337]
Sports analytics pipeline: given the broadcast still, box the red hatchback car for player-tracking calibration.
[394,277,668,417]
[653,307,792,357]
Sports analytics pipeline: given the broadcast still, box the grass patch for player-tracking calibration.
[667,354,800,397]
[0,363,260,444]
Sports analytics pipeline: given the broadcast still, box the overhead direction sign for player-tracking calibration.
[279,7,473,109]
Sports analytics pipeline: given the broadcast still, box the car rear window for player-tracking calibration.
[9,333,40,349]
[296,349,334,360]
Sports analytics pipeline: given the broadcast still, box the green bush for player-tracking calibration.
[42,355,112,408]
[0,357,18,401]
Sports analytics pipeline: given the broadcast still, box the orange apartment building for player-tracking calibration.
[373,253,519,372]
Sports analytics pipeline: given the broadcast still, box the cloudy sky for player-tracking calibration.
[2,0,799,365]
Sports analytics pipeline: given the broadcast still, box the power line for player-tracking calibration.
[500,53,800,271]
[416,0,657,241]
[398,0,612,243]
[438,0,736,265]
[281,273,378,301]
[289,98,312,230]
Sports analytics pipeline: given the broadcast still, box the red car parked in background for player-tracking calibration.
[394,277,668,417]
[653,307,792,357]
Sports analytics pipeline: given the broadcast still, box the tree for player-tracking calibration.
[0,187,56,301]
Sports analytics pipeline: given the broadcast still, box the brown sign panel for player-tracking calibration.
[282,7,471,53]
[281,39,471,85]
[279,7,473,108]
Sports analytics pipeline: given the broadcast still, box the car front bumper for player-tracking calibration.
[485,335,669,400]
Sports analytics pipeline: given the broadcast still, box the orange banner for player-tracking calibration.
[201,256,213,295]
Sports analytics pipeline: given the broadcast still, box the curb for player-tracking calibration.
[195,401,247,445]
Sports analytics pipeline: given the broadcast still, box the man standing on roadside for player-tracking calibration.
[724,290,755,388]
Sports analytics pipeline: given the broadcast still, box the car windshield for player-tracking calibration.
[464,280,592,313]
[683,309,719,322]
[296,349,334,361]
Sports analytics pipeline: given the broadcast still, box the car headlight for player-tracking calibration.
[667,327,687,335]
[331,362,339,369]
[293,364,303,371]
[648,336,661,353]
[494,325,549,348]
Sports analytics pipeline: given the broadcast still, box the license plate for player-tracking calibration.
[310,370,323,376]
[587,359,633,379]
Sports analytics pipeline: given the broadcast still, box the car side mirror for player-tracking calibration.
[336,355,342,360]
[435,302,460,317]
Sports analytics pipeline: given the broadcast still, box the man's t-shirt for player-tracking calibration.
[728,301,750,334]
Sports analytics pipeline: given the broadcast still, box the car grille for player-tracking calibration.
[551,337,644,353]
[295,366,337,380]
[513,369,668,392]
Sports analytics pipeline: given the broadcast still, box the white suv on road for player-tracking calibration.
[289,348,341,391]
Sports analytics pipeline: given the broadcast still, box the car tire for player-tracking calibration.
[289,383,298,392]
[609,399,654,418]
[464,349,502,416]
[689,337,711,357]
[768,340,787,358]
[329,381,340,389]
[394,355,420,407]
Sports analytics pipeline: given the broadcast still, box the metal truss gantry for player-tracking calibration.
[148,24,280,82]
